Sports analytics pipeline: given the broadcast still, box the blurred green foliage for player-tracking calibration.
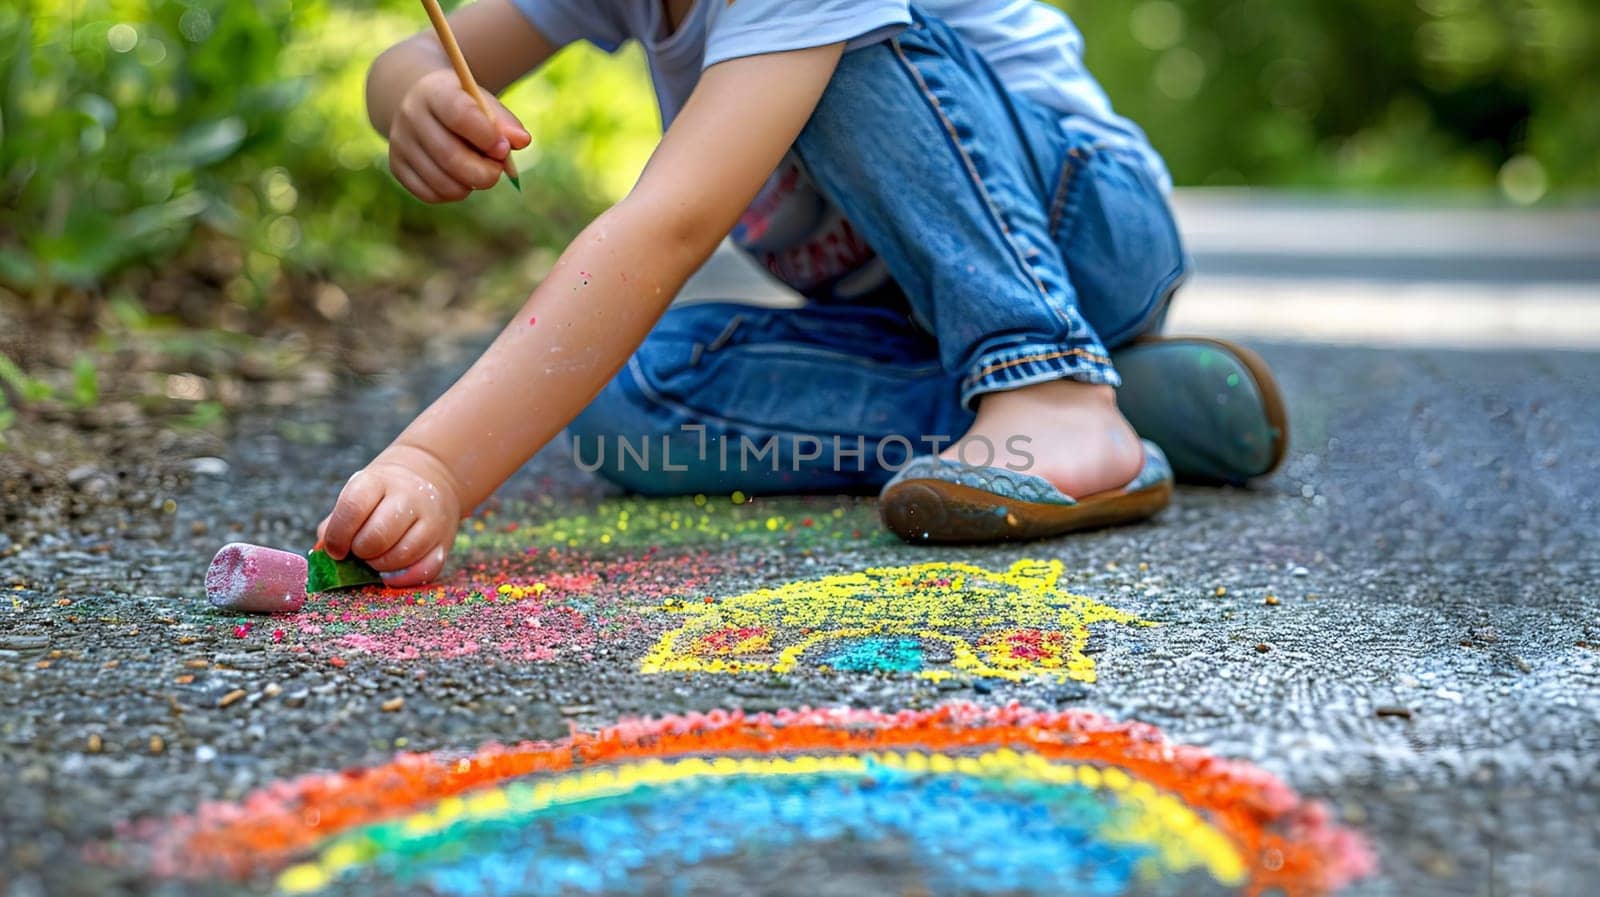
[1059,0,1599,197]
[0,0,658,309]
[0,0,1593,314]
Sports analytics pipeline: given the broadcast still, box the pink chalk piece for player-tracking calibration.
[206,543,309,614]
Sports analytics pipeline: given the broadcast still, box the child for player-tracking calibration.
[320,0,1287,585]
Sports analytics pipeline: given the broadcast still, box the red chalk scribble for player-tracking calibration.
[986,628,1061,661]
[693,625,772,657]
[256,553,709,663]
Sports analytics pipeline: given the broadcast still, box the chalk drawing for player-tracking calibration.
[215,552,711,663]
[642,559,1147,682]
[130,704,1374,897]
[453,494,889,553]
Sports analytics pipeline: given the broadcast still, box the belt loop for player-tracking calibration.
[706,314,745,353]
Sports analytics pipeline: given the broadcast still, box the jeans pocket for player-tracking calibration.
[1049,139,1187,348]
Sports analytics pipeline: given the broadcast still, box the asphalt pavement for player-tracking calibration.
[2,197,1597,897]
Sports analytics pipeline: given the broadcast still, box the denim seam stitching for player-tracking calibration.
[965,347,1112,385]
[888,37,1055,308]
[1046,148,1084,239]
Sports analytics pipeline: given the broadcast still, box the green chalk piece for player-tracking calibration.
[508,173,522,192]
[306,549,383,593]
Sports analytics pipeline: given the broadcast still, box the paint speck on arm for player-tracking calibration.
[528,316,536,327]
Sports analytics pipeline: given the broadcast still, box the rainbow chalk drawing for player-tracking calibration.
[642,558,1148,682]
[131,704,1374,896]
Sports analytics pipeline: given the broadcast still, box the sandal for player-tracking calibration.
[1112,337,1288,484]
[879,440,1173,544]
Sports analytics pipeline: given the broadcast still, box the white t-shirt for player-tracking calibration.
[511,0,1166,298]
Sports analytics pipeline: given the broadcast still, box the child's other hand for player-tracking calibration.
[317,446,464,587]
[388,68,531,203]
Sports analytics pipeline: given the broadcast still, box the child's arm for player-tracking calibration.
[320,43,848,585]
[368,0,556,202]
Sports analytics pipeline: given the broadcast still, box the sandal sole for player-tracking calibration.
[880,477,1173,544]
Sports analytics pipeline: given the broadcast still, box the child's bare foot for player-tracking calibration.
[942,380,1143,498]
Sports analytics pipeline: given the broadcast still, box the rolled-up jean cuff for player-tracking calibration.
[959,342,1121,408]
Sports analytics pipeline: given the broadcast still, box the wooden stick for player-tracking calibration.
[419,0,521,190]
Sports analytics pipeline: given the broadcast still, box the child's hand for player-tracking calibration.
[317,446,464,587]
[388,68,530,203]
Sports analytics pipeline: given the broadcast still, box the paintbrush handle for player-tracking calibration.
[419,0,521,185]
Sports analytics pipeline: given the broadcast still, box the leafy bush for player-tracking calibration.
[0,0,657,311]
[1058,0,1600,198]
[0,0,1593,317]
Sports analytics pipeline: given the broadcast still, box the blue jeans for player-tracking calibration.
[569,11,1188,495]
